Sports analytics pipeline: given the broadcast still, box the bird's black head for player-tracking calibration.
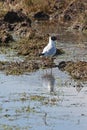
[51,36,57,41]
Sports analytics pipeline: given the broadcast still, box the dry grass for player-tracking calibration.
[21,0,55,13]
[0,2,8,18]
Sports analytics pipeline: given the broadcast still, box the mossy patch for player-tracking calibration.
[15,106,35,113]
[30,95,46,101]
[0,60,39,75]
[58,61,87,81]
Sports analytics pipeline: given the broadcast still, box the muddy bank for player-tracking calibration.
[58,61,87,81]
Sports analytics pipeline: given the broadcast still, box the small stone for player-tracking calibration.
[34,11,50,21]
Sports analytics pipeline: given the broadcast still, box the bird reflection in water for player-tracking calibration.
[42,72,55,94]
[42,73,59,105]
[42,72,58,125]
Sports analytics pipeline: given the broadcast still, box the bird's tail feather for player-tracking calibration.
[39,53,44,57]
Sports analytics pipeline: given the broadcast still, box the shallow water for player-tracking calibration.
[0,48,24,62]
[0,67,87,130]
[0,32,87,130]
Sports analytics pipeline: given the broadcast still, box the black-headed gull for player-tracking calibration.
[39,36,57,57]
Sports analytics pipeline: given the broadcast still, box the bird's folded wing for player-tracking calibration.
[42,44,52,53]
[42,45,56,56]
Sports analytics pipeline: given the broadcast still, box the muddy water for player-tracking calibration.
[0,32,87,130]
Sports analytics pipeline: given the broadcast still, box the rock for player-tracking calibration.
[63,14,71,22]
[58,61,66,70]
[34,11,50,21]
[4,9,31,26]
[4,11,20,23]
[0,31,13,45]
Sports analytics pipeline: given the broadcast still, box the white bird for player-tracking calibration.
[39,36,57,57]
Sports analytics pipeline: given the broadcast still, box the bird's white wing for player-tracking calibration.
[42,44,50,54]
[42,44,56,56]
